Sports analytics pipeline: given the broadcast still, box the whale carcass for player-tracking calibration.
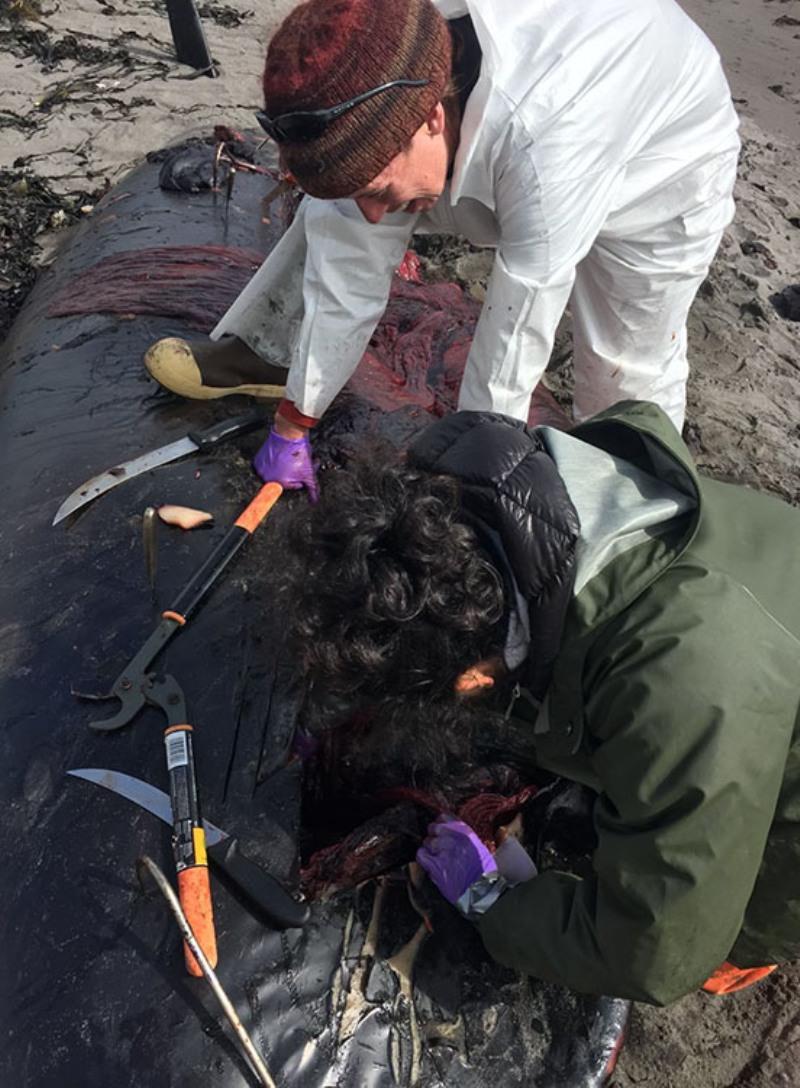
[0,134,627,1087]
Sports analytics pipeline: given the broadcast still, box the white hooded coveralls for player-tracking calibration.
[213,0,740,429]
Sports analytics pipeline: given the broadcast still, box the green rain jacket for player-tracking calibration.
[475,401,800,1005]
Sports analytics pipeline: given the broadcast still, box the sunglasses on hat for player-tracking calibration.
[256,78,430,144]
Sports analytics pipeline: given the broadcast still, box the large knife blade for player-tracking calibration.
[68,767,309,929]
[53,410,267,525]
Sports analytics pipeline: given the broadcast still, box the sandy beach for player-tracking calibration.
[1,1,799,1085]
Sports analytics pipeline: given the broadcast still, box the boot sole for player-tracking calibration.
[144,339,286,401]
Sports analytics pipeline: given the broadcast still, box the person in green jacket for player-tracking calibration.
[287,400,800,1004]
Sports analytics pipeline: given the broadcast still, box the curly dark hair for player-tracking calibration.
[288,446,506,705]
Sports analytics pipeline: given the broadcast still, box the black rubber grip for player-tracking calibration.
[206,836,310,929]
[188,411,266,450]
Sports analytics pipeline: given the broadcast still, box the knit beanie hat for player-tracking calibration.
[262,0,452,199]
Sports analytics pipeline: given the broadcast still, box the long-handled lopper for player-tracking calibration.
[76,482,305,974]
[119,671,217,976]
[85,482,284,706]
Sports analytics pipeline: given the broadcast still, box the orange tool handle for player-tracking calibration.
[178,862,218,976]
[169,482,284,623]
[235,481,283,534]
[164,724,217,976]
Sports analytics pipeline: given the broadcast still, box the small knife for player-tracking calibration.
[53,411,268,525]
[68,767,309,929]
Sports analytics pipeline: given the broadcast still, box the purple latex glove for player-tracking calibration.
[290,726,320,763]
[416,815,498,906]
[253,429,319,502]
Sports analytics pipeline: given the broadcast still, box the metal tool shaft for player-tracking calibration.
[88,483,282,732]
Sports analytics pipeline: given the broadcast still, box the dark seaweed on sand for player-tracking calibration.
[0,170,95,338]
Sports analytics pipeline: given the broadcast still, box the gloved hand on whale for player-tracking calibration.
[141,333,320,500]
[252,400,319,502]
[417,814,537,920]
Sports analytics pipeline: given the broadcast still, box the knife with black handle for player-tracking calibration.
[53,409,270,524]
[67,768,310,928]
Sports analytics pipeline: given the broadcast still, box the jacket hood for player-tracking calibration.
[408,411,581,696]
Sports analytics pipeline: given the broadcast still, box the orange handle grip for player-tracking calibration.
[235,481,283,534]
[177,864,218,976]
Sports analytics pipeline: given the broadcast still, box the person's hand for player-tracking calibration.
[253,428,319,501]
[416,815,498,906]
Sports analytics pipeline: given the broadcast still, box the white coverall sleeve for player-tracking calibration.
[213,197,418,419]
[457,124,624,421]
[211,200,309,363]
[285,199,418,418]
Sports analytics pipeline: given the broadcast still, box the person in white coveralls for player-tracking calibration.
[145,0,740,499]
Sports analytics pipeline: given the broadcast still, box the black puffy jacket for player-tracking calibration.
[410,410,580,697]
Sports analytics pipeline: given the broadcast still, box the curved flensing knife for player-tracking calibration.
[68,767,310,929]
[53,410,268,525]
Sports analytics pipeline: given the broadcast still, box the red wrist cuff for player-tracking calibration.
[277,399,319,429]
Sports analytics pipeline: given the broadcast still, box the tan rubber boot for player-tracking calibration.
[144,335,287,400]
